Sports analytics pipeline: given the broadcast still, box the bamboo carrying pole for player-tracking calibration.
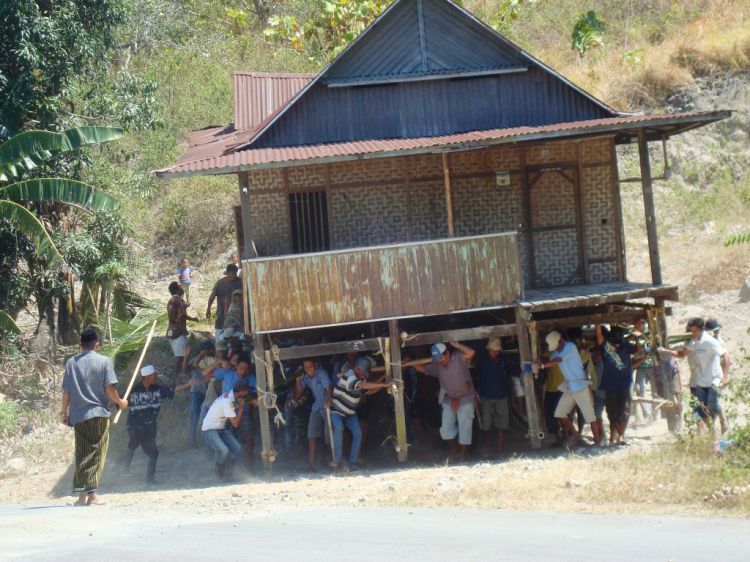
[112,320,157,424]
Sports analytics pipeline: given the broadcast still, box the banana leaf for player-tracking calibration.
[1,178,119,210]
[0,127,123,182]
[0,200,63,264]
[0,310,21,335]
[98,305,168,360]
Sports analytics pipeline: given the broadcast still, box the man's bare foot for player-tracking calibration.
[73,493,88,507]
[87,493,106,506]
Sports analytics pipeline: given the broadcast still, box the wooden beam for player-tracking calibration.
[519,147,536,288]
[442,152,455,237]
[637,129,662,285]
[253,334,275,471]
[574,143,589,283]
[533,309,647,331]
[238,173,253,335]
[515,306,543,449]
[401,324,517,348]
[238,173,253,259]
[389,319,409,462]
[609,137,626,280]
[276,338,383,361]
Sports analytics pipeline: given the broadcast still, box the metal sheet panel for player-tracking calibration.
[252,66,611,148]
[244,232,523,332]
[233,73,314,131]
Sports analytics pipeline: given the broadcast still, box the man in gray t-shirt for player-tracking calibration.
[61,329,127,506]
[415,340,477,463]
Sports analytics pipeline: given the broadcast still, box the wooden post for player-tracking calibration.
[515,305,543,449]
[389,319,409,462]
[442,153,455,237]
[238,173,254,259]
[253,333,275,471]
[574,143,589,283]
[637,129,662,285]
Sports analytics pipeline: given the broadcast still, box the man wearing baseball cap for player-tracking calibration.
[414,340,477,463]
[595,324,637,445]
[537,330,602,448]
[329,357,392,470]
[61,328,127,505]
[123,365,194,485]
[660,317,730,435]
[476,337,511,456]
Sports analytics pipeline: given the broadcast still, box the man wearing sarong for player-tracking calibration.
[61,329,127,506]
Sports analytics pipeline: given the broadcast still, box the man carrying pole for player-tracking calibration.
[61,329,127,506]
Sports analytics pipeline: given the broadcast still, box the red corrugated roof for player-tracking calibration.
[155,110,729,178]
[233,72,315,131]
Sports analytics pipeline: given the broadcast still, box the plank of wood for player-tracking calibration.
[254,334,275,471]
[515,305,543,449]
[389,319,409,462]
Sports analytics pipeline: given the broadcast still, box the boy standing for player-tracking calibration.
[123,365,192,485]
[177,258,193,304]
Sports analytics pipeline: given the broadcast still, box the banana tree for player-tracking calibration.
[0,126,123,337]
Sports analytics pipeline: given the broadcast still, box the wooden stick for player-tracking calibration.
[371,357,432,373]
[113,320,157,424]
[325,407,336,461]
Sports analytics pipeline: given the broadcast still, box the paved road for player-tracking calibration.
[1,504,748,561]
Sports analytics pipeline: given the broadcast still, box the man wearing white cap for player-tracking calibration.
[414,340,477,462]
[537,330,602,447]
[123,365,193,485]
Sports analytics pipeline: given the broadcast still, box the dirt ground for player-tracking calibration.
[2,233,749,517]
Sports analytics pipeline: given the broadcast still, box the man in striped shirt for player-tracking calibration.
[330,357,391,471]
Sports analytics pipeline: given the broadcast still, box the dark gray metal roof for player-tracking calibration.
[322,0,527,86]
[241,0,618,150]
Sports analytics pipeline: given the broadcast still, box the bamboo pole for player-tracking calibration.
[113,320,157,424]
[389,319,409,462]
[442,152,455,237]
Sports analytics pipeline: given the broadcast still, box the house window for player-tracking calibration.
[288,191,330,253]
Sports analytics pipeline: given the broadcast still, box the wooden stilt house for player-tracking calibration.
[157,0,730,466]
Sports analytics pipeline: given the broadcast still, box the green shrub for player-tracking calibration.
[0,402,21,438]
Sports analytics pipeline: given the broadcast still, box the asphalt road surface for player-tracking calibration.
[1,504,748,561]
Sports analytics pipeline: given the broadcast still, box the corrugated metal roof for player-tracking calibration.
[321,0,525,86]
[240,0,617,150]
[233,72,315,131]
[154,110,731,178]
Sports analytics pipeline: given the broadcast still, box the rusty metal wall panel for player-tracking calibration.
[233,73,314,131]
[244,232,522,333]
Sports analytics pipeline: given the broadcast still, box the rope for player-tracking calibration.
[400,330,418,347]
[256,388,287,428]
[252,351,287,427]
[253,352,273,371]
[270,344,286,381]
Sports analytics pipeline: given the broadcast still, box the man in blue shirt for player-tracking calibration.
[476,337,510,456]
[537,330,602,447]
[294,358,333,471]
[203,355,256,395]
[596,324,637,445]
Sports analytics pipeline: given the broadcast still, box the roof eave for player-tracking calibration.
[154,110,731,179]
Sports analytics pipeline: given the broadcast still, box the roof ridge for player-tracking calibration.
[233,71,318,78]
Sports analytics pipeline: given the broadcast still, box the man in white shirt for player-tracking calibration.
[202,379,252,480]
[661,317,729,435]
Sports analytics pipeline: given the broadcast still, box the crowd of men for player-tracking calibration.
[59,256,732,501]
